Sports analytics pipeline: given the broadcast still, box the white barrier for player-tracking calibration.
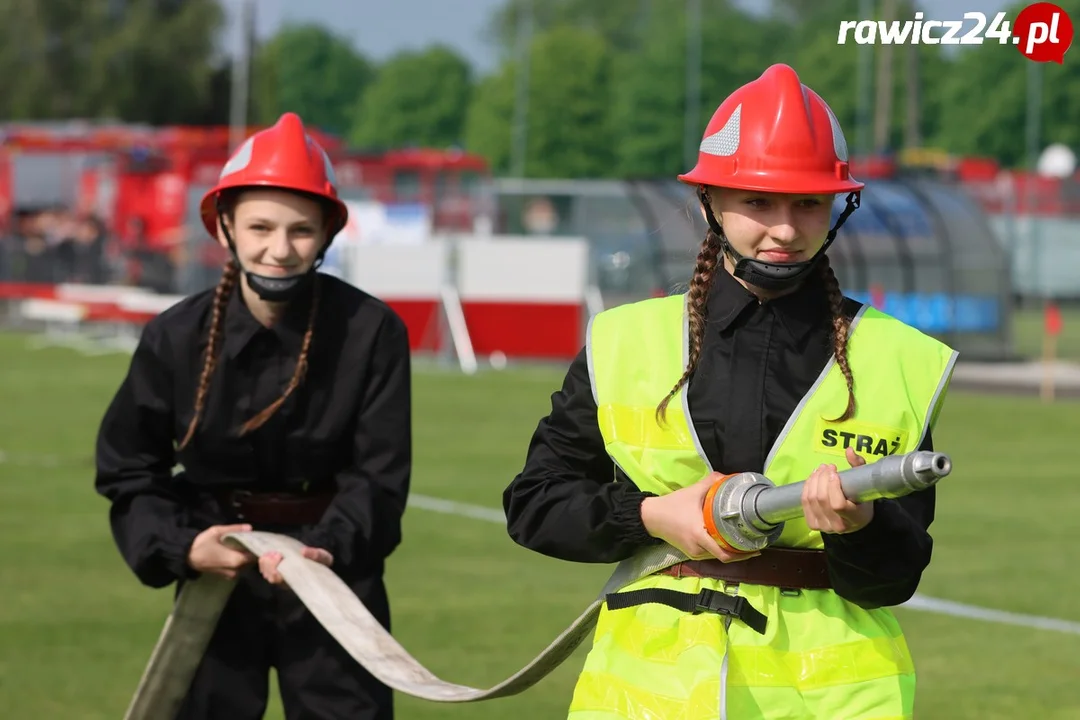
[455,236,590,303]
[54,283,153,303]
[19,298,88,324]
[117,293,187,315]
[343,240,450,300]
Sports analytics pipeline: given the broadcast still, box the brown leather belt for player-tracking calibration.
[655,548,832,590]
[212,489,335,526]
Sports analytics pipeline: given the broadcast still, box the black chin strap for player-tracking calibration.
[698,187,861,293]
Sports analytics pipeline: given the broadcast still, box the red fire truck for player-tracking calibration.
[0,121,491,288]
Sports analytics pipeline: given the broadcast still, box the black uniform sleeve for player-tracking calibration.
[503,348,661,564]
[94,320,201,589]
[821,430,937,609]
[300,313,412,568]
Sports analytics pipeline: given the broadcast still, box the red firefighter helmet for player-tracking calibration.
[199,112,349,239]
[678,64,864,195]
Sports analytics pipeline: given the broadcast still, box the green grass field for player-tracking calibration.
[2,331,1079,720]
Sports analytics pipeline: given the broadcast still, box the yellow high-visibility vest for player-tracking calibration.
[571,292,957,720]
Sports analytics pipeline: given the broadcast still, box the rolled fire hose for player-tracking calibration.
[122,450,952,719]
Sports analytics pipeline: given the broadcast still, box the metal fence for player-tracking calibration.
[491,176,1015,361]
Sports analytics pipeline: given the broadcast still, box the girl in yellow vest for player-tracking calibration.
[503,63,958,720]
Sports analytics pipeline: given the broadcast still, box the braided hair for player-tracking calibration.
[654,228,722,423]
[817,253,856,422]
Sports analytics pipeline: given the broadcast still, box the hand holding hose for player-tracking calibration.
[186,524,258,579]
[641,474,760,563]
[801,447,874,535]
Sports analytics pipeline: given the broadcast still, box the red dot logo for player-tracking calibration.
[1013,2,1074,63]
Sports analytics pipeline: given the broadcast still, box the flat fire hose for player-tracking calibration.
[122,532,688,719]
[122,452,950,718]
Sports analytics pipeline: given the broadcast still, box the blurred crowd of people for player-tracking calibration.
[0,206,179,293]
[1,206,109,284]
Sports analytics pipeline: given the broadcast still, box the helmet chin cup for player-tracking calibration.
[243,268,315,302]
[722,234,824,293]
[731,253,820,292]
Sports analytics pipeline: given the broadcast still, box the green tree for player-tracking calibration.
[605,10,686,178]
[527,27,614,177]
[465,26,614,178]
[471,0,1078,175]
[0,0,224,123]
[931,0,1080,167]
[251,23,372,135]
[463,70,516,173]
[485,0,646,57]
[350,45,472,149]
[102,0,225,124]
[609,1,786,177]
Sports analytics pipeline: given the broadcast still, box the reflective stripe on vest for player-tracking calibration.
[572,292,958,720]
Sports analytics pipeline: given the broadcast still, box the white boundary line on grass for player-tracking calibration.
[406,494,1080,637]
[4,447,1078,636]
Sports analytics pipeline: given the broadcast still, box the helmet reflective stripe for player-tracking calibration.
[316,141,337,188]
[699,104,741,157]
[824,105,849,162]
[219,137,255,180]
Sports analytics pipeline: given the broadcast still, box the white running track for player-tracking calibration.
[405,494,1080,636]
[2,449,1078,637]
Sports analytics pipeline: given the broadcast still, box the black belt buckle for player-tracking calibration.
[603,586,769,636]
[695,589,768,635]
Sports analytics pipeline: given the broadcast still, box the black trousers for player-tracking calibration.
[174,564,393,720]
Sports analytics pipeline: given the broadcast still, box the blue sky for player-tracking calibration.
[222,0,1014,74]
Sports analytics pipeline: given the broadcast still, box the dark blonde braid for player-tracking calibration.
[655,229,722,424]
[178,260,240,450]
[818,254,857,422]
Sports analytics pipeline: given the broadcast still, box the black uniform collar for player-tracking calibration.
[704,265,831,344]
[222,278,315,359]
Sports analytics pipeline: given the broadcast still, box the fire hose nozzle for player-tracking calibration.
[701,451,952,553]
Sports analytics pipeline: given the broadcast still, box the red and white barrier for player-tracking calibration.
[4,283,184,325]
[1,282,186,354]
[454,236,590,361]
[1,233,599,366]
[342,240,450,354]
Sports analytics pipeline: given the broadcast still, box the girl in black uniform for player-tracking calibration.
[95,112,411,720]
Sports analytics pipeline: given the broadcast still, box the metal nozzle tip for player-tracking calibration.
[912,452,952,478]
[933,454,951,476]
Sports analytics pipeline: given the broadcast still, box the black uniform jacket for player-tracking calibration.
[503,268,937,609]
[95,273,412,589]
